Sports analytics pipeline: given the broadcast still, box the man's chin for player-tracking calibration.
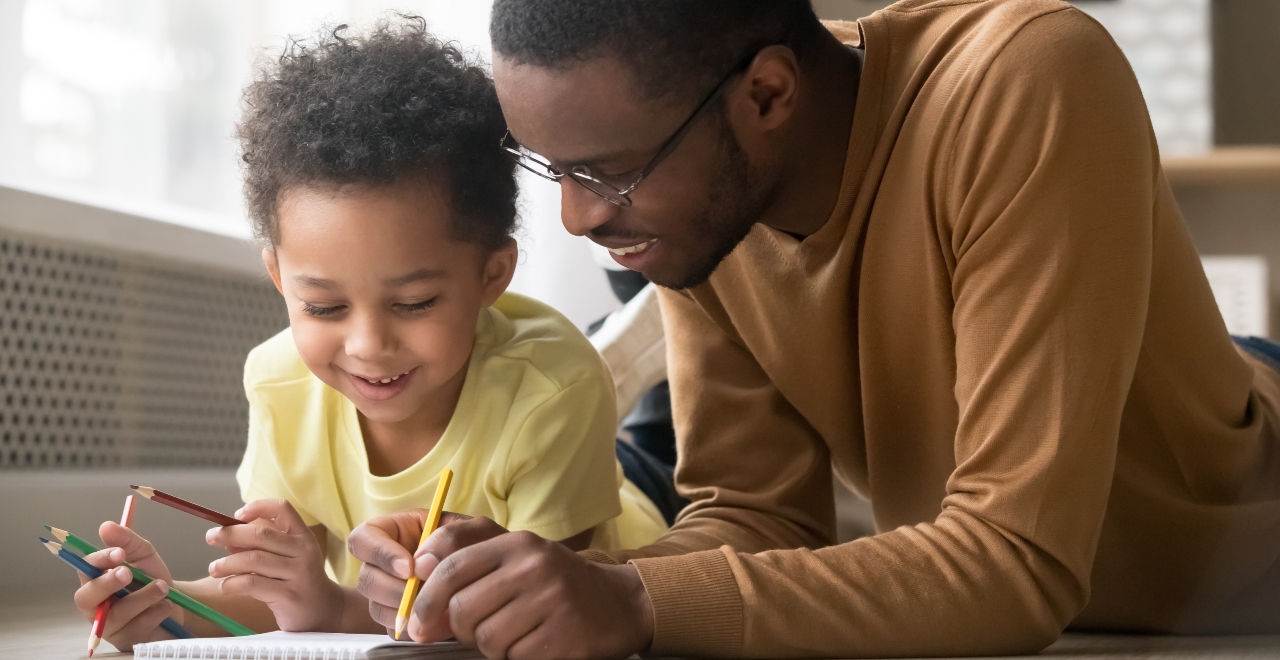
[639,245,738,290]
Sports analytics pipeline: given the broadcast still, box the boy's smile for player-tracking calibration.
[344,366,417,401]
[263,174,516,448]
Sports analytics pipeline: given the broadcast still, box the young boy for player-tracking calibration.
[70,17,667,648]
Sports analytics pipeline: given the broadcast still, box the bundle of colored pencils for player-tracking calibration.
[40,486,257,654]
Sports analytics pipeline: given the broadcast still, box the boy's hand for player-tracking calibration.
[205,499,343,632]
[72,523,183,651]
[347,510,482,637]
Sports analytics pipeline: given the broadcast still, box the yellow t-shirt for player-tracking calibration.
[236,292,667,586]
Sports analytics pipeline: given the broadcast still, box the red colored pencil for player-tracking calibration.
[89,495,136,657]
[130,486,243,527]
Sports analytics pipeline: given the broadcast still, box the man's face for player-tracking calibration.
[494,56,769,289]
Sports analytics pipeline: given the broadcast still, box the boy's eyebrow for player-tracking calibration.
[293,274,337,289]
[385,269,446,286]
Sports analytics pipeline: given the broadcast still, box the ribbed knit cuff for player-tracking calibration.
[578,549,622,565]
[631,549,743,658]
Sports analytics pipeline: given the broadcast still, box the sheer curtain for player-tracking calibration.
[0,0,617,327]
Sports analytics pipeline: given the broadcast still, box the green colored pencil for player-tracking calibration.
[45,526,255,637]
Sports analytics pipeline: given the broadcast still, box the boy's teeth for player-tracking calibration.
[608,240,653,256]
[364,372,407,384]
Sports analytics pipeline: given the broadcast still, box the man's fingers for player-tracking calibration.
[440,570,519,647]
[207,522,297,557]
[413,530,537,636]
[368,600,399,630]
[416,516,510,568]
[208,550,295,580]
[349,521,416,580]
[470,604,546,660]
[73,565,132,618]
[236,498,309,534]
[357,565,408,610]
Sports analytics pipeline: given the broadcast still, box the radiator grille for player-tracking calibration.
[0,228,287,469]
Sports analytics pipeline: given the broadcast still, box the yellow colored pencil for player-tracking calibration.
[395,468,453,640]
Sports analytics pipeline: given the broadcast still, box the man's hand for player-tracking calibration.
[349,512,655,660]
[348,509,482,637]
[204,499,344,632]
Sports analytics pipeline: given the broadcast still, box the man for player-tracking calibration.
[348,1,1280,658]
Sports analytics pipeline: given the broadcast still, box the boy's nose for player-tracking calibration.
[345,312,397,359]
[560,179,622,237]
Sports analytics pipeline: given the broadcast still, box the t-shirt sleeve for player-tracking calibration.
[500,375,623,542]
[236,375,321,528]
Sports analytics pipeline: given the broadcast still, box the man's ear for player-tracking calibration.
[733,44,801,134]
[480,239,518,307]
[262,247,284,295]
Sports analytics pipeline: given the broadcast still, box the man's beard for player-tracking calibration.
[652,117,767,291]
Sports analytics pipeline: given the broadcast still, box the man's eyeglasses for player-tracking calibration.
[500,52,758,207]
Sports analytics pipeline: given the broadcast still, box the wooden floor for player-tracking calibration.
[4,593,1279,659]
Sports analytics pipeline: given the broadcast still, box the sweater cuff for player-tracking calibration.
[631,549,743,658]
[578,549,621,565]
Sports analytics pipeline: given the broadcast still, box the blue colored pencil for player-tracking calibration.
[39,537,195,640]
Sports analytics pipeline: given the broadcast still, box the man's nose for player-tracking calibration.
[560,179,622,237]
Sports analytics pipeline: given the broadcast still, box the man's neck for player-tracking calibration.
[762,32,862,238]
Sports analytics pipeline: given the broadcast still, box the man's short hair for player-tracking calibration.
[237,16,517,250]
[490,0,823,103]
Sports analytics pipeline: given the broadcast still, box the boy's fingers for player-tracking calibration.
[99,523,171,582]
[206,522,297,557]
[101,580,172,635]
[348,523,415,580]
[83,547,127,570]
[209,549,295,580]
[217,572,286,603]
[236,499,309,534]
[108,599,180,649]
[73,566,132,618]
[99,522,157,562]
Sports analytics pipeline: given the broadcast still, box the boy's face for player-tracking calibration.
[264,176,516,426]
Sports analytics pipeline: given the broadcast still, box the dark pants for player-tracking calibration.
[1235,335,1280,372]
[616,439,686,526]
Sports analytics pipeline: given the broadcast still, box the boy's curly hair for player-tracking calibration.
[237,17,517,250]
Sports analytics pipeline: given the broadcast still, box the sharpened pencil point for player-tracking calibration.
[89,635,101,655]
[130,485,156,499]
[39,537,60,554]
[395,616,408,641]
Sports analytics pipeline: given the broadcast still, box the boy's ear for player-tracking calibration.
[262,248,284,295]
[479,239,518,307]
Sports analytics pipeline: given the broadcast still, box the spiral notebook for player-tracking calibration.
[132,632,485,659]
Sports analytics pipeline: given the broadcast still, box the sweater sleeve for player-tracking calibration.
[608,9,1160,658]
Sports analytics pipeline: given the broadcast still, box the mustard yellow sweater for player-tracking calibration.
[590,1,1280,657]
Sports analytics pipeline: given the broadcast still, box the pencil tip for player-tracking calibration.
[395,617,408,640]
